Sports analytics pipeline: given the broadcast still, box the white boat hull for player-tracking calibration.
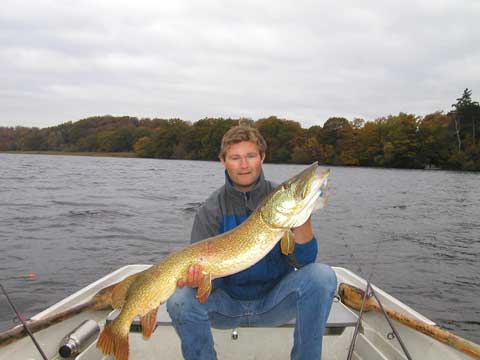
[0,265,476,360]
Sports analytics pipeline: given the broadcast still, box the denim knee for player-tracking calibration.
[167,287,208,323]
[302,263,337,297]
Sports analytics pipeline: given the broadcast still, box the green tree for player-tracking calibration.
[0,127,16,150]
[321,117,359,165]
[356,121,383,166]
[450,88,480,151]
[187,118,236,160]
[416,112,451,168]
[133,136,156,157]
[256,116,302,163]
[291,125,323,164]
[321,117,349,147]
[77,134,98,151]
[97,127,134,152]
[380,113,419,168]
[20,128,47,150]
[133,127,155,143]
[338,121,360,166]
[150,119,191,159]
[46,130,65,150]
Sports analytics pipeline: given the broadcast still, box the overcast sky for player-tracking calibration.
[1,0,479,129]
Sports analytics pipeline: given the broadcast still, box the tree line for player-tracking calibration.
[1,89,479,170]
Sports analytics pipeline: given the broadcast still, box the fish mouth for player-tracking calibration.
[260,162,328,229]
[296,163,328,209]
[287,164,328,227]
[305,169,328,205]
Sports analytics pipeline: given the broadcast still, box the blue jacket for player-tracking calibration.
[191,170,318,300]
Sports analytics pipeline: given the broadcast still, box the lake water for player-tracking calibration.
[0,154,479,344]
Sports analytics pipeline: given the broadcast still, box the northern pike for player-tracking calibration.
[97,162,330,360]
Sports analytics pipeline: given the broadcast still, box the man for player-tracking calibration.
[167,124,337,359]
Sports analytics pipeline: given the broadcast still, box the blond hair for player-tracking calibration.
[219,121,267,161]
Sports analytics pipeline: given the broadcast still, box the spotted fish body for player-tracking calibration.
[97,162,330,360]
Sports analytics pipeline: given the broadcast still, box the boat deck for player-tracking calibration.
[107,296,358,335]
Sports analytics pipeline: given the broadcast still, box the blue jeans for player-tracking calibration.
[167,263,337,360]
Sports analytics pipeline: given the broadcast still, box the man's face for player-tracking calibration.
[221,141,265,192]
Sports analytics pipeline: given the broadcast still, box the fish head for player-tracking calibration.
[260,162,330,229]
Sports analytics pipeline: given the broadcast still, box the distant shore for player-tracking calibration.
[1,151,447,170]
[0,151,136,158]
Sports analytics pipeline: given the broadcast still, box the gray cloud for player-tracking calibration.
[1,0,479,128]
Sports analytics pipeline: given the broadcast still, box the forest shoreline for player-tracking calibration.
[0,151,136,158]
[1,151,452,171]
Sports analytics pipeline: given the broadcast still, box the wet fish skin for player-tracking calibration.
[97,162,329,360]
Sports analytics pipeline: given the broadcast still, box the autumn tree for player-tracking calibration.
[0,127,16,150]
[20,128,47,150]
[321,117,352,164]
[291,125,322,164]
[416,112,451,167]
[133,136,156,157]
[1,100,478,170]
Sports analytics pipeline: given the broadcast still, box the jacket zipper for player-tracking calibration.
[242,192,251,216]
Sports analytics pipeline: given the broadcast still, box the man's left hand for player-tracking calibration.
[292,217,313,244]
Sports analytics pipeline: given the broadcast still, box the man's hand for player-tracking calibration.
[292,217,313,244]
[177,264,203,288]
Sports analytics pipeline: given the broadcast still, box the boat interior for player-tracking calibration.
[0,265,474,360]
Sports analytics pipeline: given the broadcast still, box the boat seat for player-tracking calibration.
[107,299,357,336]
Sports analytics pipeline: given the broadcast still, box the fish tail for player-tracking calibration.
[97,323,130,360]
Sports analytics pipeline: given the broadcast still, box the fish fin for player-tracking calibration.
[114,334,130,360]
[111,273,140,309]
[97,324,115,355]
[140,307,159,339]
[97,322,130,360]
[196,272,212,303]
[281,230,295,255]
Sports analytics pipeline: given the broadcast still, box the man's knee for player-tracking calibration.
[301,263,337,296]
[167,287,207,323]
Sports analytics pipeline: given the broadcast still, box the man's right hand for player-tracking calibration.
[177,264,202,288]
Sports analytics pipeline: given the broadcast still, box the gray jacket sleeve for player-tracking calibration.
[190,192,222,243]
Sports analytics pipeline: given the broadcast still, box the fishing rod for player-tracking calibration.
[346,277,372,360]
[337,237,378,359]
[0,274,48,360]
[341,238,413,360]
[345,280,413,360]
[369,283,413,359]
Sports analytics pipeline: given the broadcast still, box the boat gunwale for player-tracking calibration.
[32,265,152,321]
